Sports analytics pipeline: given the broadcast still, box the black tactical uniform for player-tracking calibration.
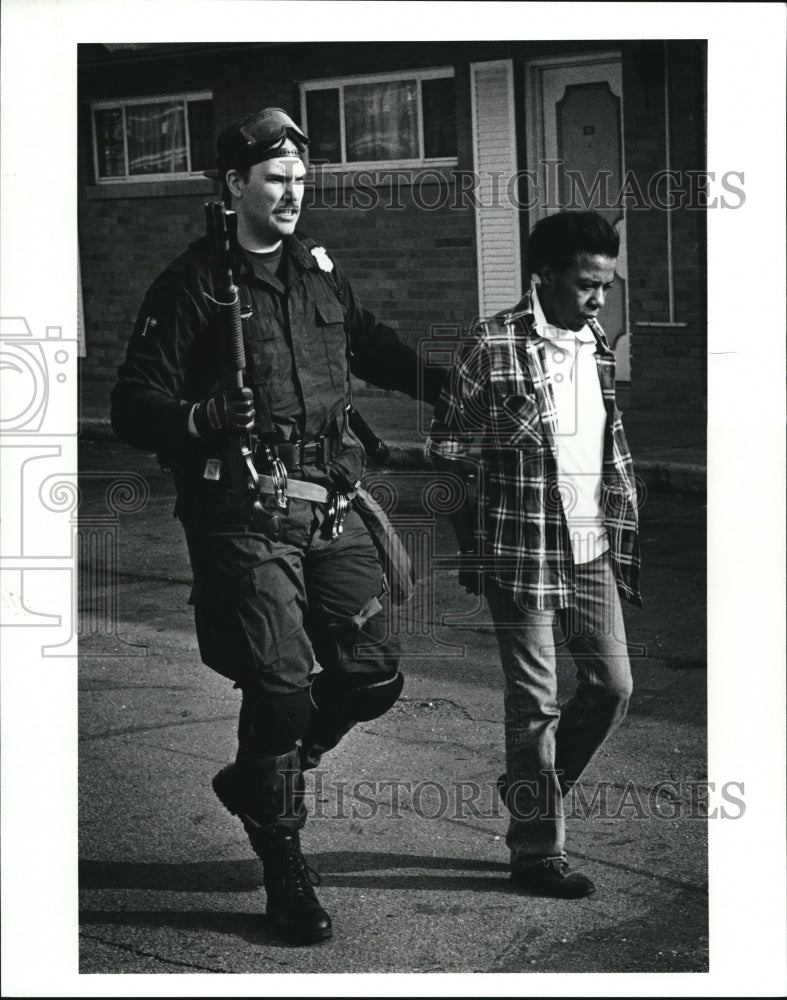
[112,214,444,942]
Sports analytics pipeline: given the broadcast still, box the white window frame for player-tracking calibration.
[90,90,213,183]
[299,68,457,170]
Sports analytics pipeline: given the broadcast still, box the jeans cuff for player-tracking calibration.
[513,853,567,872]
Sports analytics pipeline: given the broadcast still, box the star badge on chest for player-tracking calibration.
[310,247,333,273]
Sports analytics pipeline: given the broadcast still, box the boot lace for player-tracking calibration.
[287,840,322,894]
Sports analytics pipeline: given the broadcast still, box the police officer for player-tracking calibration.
[111,107,446,945]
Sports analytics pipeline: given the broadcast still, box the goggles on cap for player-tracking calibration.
[204,107,310,179]
[238,107,309,150]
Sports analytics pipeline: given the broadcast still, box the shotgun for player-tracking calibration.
[203,201,285,538]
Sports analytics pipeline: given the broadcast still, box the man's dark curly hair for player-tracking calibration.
[526,211,620,277]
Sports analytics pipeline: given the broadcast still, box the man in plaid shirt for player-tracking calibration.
[428,211,641,898]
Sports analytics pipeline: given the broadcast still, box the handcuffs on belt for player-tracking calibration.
[251,444,352,540]
[203,440,351,540]
[324,491,350,539]
[267,447,289,512]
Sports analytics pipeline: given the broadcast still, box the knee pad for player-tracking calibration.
[347,671,405,722]
[300,670,404,772]
[310,669,404,725]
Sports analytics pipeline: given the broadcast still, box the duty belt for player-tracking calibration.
[200,434,349,539]
[253,473,352,540]
[261,434,342,474]
[255,475,329,503]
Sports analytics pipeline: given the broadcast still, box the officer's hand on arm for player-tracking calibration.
[457,550,486,596]
[191,386,256,436]
[326,450,364,497]
[427,418,485,597]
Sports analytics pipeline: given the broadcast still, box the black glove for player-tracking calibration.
[192,386,256,436]
[457,551,486,596]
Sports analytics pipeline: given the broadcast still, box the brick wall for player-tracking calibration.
[78,177,478,388]
[301,175,477,345]
[79,191,210,384]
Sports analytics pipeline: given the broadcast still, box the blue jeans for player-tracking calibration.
[486,553,633,869]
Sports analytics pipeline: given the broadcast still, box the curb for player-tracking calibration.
[634,461,706,495]
[78,420,706,494]
[380,445,705,494]
[79,418,118,442]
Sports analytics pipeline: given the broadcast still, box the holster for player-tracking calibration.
[352,485,415,605]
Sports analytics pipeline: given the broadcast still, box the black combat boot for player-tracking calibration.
[212,749,332,944]
[260,825,332,944]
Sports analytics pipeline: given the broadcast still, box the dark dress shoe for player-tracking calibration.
[511,858,596,899]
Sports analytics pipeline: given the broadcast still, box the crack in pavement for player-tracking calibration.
[391,697,500,726]
[489,933,541,970]
[132,738,231,765]
[79,930,223,973]
[361,726,500,756]
[395,695,481,721]
[304,793,706,898]
[79,714,238,742]
[423,818,707,896]
[567,848,707,895]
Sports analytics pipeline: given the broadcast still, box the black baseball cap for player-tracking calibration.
[204,107,310,179]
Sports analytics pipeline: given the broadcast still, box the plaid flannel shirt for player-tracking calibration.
[428,286,641,610]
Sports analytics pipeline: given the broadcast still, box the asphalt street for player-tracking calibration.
[77,437,709,978]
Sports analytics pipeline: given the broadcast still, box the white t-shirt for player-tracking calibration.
[533,287,609,565]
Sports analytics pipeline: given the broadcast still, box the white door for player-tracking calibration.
[526,53,630,380]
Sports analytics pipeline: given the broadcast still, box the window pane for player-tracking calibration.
[422,77,456,159]
[94,108,126,178]
[345,80,418,162]
[127,101,187,175]
[306,89,341,163]
[187,99,213,172]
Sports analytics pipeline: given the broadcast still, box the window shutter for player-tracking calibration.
[470,60,521,317]
[77,250,86,358]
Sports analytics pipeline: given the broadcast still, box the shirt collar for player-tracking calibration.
[532,284,596,344]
